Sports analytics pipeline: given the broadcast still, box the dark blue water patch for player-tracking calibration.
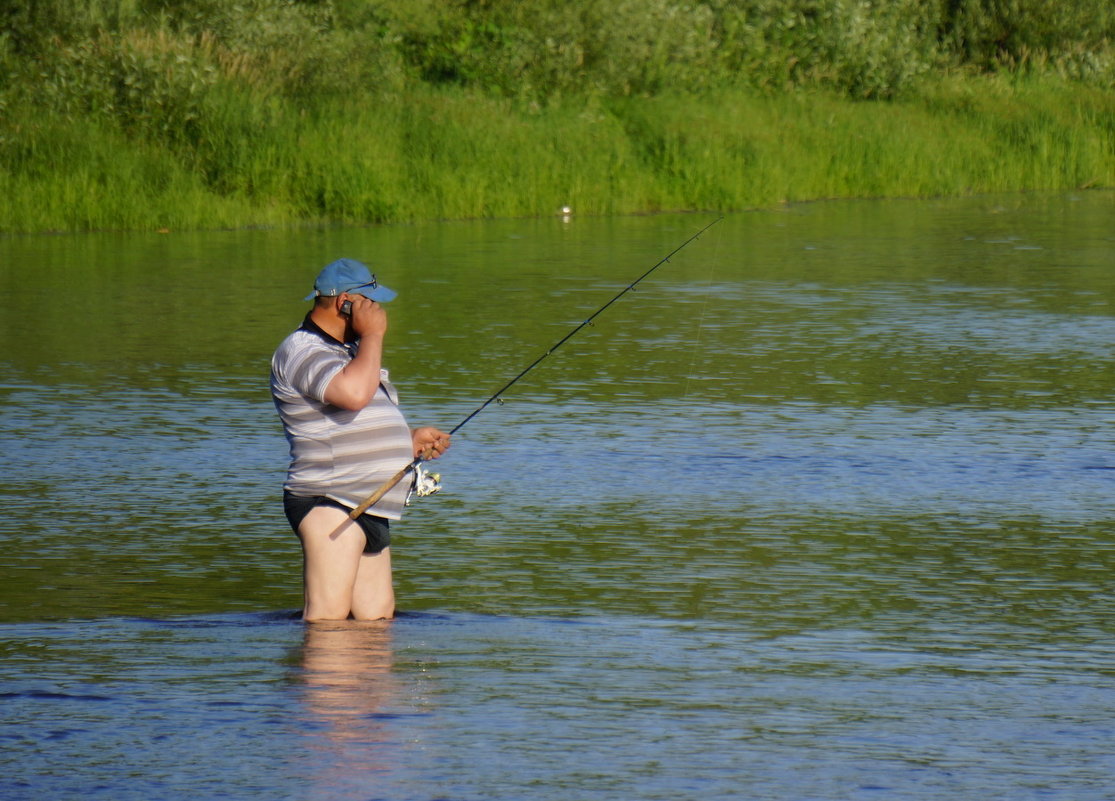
[0,690,114,702]
[126,609,305,627]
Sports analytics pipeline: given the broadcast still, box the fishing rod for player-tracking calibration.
[349,215,723,519]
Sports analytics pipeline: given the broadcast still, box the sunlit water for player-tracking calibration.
[2,192,1113,799]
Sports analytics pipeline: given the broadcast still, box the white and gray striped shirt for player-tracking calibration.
[270,317,413,519]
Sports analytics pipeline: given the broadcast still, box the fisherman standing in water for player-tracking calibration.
[271,259,450,621]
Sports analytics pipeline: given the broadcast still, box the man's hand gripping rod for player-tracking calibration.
[349,216,723,520]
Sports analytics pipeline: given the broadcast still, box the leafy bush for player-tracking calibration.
[377,0,940,99]
[149,0,409,100]
[4,0,1112,113]
[710,0,941,98]
[940,0,1115,83]
[0,0,144,54]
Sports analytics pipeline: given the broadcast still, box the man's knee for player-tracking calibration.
[303,609,348,622]
[352,604,394,621]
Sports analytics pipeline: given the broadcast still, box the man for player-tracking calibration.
[271,258,450,621]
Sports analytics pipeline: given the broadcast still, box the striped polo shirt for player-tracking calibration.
[270,315,413,519]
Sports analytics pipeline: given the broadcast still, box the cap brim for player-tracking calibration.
[352,284,397,303]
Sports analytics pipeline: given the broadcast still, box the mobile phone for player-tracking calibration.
[340,300,352,316]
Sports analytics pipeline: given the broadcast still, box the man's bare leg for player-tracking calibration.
[297,504,365,621]
[351,549,395,620]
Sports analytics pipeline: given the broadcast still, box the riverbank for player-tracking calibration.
[1,74,1112,234]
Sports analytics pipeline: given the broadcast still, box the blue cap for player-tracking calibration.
[304,258,397,302]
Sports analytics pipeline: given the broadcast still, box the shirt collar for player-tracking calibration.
[299,313,357,355]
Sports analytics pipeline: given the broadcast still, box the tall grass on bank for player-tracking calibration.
[607,76,1115,210]
[2,75,1112,233]
[2,0,1113,232]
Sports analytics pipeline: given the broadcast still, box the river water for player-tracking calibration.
[1,192,1113,799]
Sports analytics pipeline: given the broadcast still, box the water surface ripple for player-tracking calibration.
[1,192,1113,799]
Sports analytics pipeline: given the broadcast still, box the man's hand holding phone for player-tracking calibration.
[343,294,388,341]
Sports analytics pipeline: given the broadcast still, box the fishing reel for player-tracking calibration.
[405,462,442,506]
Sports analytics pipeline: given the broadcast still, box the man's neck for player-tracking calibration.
[308,306,350,343]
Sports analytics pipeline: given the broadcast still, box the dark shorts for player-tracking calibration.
[283,491,391,555]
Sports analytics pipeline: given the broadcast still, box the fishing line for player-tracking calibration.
[350,215,724,518]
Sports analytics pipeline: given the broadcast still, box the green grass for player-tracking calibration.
[2,75,1112,233]
[2,1,1111,232]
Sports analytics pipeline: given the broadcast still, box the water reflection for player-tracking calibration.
[293,620,404,795]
